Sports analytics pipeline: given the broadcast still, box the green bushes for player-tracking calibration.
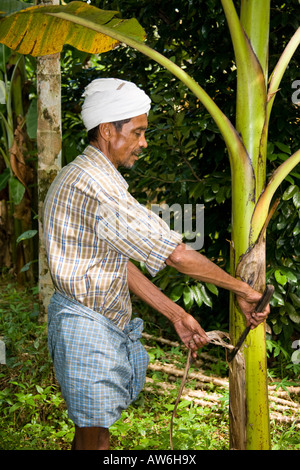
[0,277,73,450]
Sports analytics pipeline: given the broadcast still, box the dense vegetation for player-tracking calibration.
[0,0,299,450]
[60,0,300,349]
[0,274,299,450]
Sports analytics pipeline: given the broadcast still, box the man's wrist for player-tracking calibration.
[169,307,187,325]
[235,281,256,300]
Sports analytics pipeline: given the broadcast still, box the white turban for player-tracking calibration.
[81,78,151,131]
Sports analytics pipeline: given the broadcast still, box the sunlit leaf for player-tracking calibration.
[191,284,203,307]
[205,283,219,296]
[274,269,287,286]
[0,1,146,57]
[183,285,194,309]
[200,284,212,308]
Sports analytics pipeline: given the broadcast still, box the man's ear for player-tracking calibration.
[99,122,113,141]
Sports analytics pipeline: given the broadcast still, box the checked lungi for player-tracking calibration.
[47,290,149,428]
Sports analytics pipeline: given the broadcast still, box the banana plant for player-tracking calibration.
[0,0,299,449]
[0,48,25,205]
[0,44,37,278]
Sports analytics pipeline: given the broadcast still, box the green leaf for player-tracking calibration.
[9,176,25,205]
[20,259,37,272]
[35,384,43,394]
[274,270,287,286]
[169,284,183,302]
[16,230,37,244]
[293,223,300,236]
[200,284,212,308]
[0,2,146,56]
[271,291,285,306]
[272,322,282,335]
[282,185,298,201]
[276,267,298,283]
[0,167,10,191]
[274,141,291,154]
[285,270,298,283]
[26,98,37,139]
[183,286,194,309]
[0,79,6,104]
[293,190,300,209]
[289,292,300,308]
[191,284,203,308]
[205,282,219,296]
[0,0,33,16]
[286,302,300,324]
[9,402,22,413]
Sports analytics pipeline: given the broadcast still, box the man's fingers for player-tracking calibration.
[250,310,269,327]
[189,333,209,349]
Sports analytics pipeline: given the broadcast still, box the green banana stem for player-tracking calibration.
[221,0,267,174]
[240,0,270,80]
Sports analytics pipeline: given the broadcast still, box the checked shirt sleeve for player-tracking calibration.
[95,193,182,277]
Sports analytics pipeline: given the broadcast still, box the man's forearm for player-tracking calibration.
[127,261,186,324]
[166,244,254,299]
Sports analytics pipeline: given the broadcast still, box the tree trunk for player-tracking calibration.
[36,1,61,320]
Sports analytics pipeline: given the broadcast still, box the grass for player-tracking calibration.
[0,274,299,451]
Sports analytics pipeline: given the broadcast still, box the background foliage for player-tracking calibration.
[0,0,299,447]
[0,0,299,360]
[59,0,300,355]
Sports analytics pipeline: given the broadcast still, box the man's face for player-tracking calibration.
[106,114,148,169]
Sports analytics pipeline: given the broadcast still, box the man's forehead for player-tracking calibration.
[127,114,148,130]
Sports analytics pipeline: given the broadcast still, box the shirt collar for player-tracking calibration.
[83,145,129,190]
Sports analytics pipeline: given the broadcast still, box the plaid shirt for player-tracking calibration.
[43,145,182,330]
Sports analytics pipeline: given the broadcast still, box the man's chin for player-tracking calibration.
[122,156,138,169]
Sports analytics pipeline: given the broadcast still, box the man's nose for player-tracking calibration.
[140,133,147,148]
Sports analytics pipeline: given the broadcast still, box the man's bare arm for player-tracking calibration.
[127,261,208,354]
[166,243,269,328]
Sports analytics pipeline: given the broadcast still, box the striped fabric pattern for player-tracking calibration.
[43,145,182,330]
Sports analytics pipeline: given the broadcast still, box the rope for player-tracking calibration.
[169,329,236,450]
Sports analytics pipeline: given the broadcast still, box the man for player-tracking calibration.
[44,78,269,450]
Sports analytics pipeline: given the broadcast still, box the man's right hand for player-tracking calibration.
[172,313,209,358]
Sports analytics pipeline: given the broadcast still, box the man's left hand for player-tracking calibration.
[236,290,270,329]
